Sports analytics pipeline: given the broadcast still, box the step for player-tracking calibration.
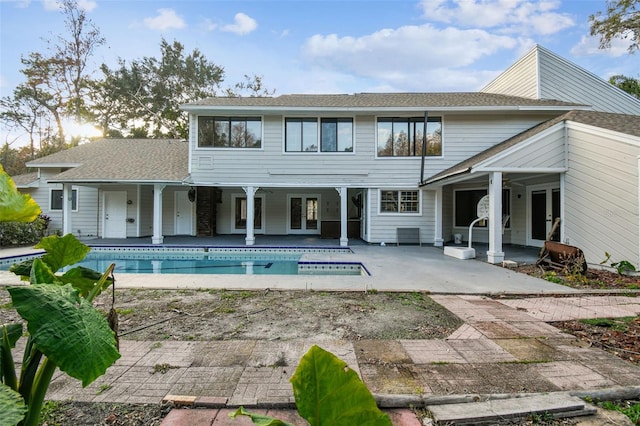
[427,393,596,425]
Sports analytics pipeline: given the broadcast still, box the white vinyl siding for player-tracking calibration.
[481,47,539,99]
[563,123,639,266]
[367,189,434,244]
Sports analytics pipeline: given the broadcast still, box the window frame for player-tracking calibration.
[453,188,511,228]
[376,116,442,158]
[50,188,78,212]
[197,116,263,149]
[378,189,421,215]
[283,117,354,153]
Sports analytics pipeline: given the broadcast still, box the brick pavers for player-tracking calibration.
[37,294,640,426]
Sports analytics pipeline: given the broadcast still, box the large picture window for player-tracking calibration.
[50,189,78,211]
[379,190,419,214]
[198,116,262,148]
[377,117,442,157]
[285,118,353,153]
[454,189,510,227]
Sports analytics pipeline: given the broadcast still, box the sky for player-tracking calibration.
[0,0,638,144]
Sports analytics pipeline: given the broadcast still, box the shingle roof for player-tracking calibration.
[27,139,188,183]
[421,110,640,186]
[10,172,38,188]
[183,92,584,109]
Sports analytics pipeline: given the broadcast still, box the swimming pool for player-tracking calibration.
[0,246,367,276]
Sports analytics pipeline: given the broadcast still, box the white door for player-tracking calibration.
[175,191,194,235]
[527,184,560,247]
[103,191,127,238]
[288,195,320,234]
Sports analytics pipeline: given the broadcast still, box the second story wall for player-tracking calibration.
[188,112,558,189]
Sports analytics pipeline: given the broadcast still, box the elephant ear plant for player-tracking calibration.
[0,166,120,426]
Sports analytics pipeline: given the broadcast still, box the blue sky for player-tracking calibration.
[0,0,637,100]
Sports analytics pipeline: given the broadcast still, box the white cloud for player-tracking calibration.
[77,0,97,12]
[202,18,217,32]
[42,0,61,11]
[419,0,574,35]
[571,34,630,58]
[303,23,523,90]
[143,8,186,31]
[221,12,257,35]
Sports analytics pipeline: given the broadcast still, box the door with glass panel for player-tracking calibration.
[527,184,560,247]
[232,195,263,233]
[288,195,319,234]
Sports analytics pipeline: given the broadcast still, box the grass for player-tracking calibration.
[220,290,255,300]
[116,307,135,316]
[39,400,63,425]
[579,316,637,331]
[600,400,640,423]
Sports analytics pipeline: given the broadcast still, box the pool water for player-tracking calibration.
[1,249,364,276]
[73,252,301,275]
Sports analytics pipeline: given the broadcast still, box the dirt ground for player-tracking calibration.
[1,266,638,425]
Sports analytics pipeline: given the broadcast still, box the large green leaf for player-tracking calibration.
[0,383,26,425]
[35,234,91,272]
[29,258,60,285]
[0,165,41,223]
[61,266,113,298]
[7,284,121,387]
[290,345,391,426]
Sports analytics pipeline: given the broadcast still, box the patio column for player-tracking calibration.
[62,183,73,236]
[487,172,504,264]
[152,184,166,244]
[434,188,444,246]
[243,186,257,246]
[336,186,348,246]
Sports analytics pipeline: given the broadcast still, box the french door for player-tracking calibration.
[232,195,264,233]
[288,195,319,234]
[527,184,560,247]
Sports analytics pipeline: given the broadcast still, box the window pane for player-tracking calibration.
[455,190,486,226]
[306,198,318,230]
[426,119,442,156]
[290,197,302,229]
[235,198,247,229]
[51,190,63,210]
[246,119,262,148]
[400,191,418,212]
[380,190,398,213]
[198,117,214,147]
[286,120,302,152]
[214,119,229,147]
[230,120,247,147]
[321,120,336,152]
[337,120,353,152]
[303,121,318,152]
[393,121,409,156]
[377,120,393,156]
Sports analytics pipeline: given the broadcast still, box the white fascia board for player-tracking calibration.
[476,167,567,173]
[180,105,581,114]
[46,179,187,185]
[185,181,362,188]
[25,162,81,168]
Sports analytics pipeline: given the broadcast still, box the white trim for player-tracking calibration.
[566,121,640,147]
[477,167,567,173]
[377,189,422,216]
[525,183,560,247]
[49,187,78,212]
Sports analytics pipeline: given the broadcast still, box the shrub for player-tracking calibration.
[0,215,50,247]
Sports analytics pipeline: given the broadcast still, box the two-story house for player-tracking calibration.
[14,45,640,267]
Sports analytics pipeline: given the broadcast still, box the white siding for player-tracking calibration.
[481,48,539,99]
[367,189,435,244]
[481,126,566,169]
[537,48,640,115]
[482,45,640,115]
[564,123,640,266]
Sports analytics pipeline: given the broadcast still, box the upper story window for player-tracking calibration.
[377,117,442,157]
[198,116,262,148]
[285,118,353,153]
[50,189,78,211]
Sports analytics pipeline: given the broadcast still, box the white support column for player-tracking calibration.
[62,183,73,236]
[243,186,257,246]
[336,186,348,246]
[487,172,504,264]
[152,184,166,244]
[434,188,444,247]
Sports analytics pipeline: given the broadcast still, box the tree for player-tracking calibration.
[609,74,640,98]
[590,0,640,53]
[94,39,225,139]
